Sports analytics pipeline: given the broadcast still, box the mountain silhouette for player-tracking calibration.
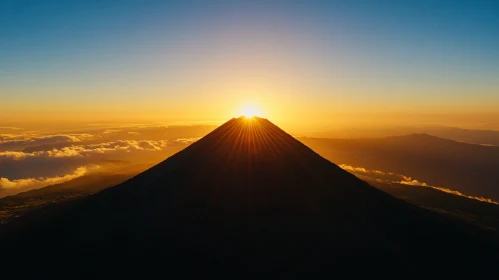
[1,117,497,277]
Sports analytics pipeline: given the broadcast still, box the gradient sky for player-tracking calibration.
[1,0,498,131]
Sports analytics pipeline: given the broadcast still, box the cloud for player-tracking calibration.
[0,139,177,181]
[103,129,121,134]
[340,165,368,173]
[0,134,93,151]
[479,143,495,147]
[0,165,100,196]
[0,127,22,130]
[0,124,212,194]
[396,175,499,205]
[172,137,201,145]
[428,186,499,205]
[0,133,32,142]
[339,164,391,176]
[340,164,499,205]
[0,151,41,160]
[81,140,168,153]
[398,176,429,187]
[0,140,169,160]
[339,164,400,182]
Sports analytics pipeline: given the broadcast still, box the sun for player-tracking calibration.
[240,104,261,118]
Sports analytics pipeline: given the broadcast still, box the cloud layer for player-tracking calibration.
[0,165,98,189]
[0,134,93,151]
[0,124,211,196]
[340,164,499,205]
[0,140,169,160]
[0,165,100,197]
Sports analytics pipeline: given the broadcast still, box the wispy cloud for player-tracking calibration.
[103,129,121,134]
[397,175,499,204]
[0,165,100,196]
[0,133,34,142]
[340,164,499,205]
[0,140,169,159]
[398,176,428,187]
[339,164,387,175]
[0,151,40,160]
[172,137,201,145]
[0,127,22,130]
[0,134,94,150]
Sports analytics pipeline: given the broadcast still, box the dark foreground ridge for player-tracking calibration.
[2,117,498,277]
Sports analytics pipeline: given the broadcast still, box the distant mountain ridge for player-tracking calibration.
[416,126,499,146]
[300,133,499,201]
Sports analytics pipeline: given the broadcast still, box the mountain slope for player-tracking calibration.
[0,172,134,225]
[2,117,497,277]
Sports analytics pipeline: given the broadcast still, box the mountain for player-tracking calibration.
[306,124,499,144]
[414,126,499,147]
[1,117,497,277]
[300,134,499,201]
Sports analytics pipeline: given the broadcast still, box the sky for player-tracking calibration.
[1,0,499,132]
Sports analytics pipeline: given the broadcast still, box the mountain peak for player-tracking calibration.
[2,117,494,277]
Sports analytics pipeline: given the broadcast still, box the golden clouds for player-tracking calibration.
[0,165,99,191]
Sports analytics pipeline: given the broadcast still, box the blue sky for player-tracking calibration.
[1,0,498,127]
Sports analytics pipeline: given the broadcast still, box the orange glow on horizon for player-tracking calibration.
[239,104,262,118]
